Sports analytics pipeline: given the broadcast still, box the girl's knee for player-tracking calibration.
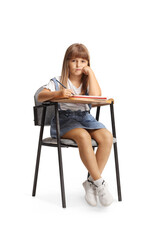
[97,129,113,145]
[74,129,91,143]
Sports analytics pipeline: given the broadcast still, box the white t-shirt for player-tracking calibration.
[43,76,90,111]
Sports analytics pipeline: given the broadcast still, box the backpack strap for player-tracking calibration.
[50,77,61,110]
[51,77,60,91]
[85,90,92,110]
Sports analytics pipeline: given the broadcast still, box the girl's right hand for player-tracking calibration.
[60,89,74,98]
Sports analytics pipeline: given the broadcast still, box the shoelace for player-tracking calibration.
[87,179,107,196]
[87,179,97,192]
[95,181,107,197]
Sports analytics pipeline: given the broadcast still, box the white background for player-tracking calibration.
[0,0,160,239]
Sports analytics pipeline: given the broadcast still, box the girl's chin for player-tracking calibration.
[73,72,83,76]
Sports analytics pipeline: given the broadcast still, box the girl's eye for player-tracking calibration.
[71,59,76,62]
[82,60,86,63]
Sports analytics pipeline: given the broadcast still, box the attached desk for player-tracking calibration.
[50,96,114,105]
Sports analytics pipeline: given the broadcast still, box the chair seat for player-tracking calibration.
[42,137,117,147]
[42,137,98,147]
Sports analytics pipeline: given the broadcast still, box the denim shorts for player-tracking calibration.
[50,110,106,138]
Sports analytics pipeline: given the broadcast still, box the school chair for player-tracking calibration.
[32,87,122,208]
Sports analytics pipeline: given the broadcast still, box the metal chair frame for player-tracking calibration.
[32,101,122,208]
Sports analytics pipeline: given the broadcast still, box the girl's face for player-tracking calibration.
[68,58,88,77]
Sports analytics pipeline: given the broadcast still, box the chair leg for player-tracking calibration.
[32,143,42,196]
[113,142,122,201]
[32,106,46,197]
[55,103,66,208]
[110,102,122,201]
[57,141,66,208]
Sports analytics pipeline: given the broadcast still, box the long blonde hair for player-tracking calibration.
[60,43,90,95]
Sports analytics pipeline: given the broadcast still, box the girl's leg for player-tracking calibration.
[62,128,101,180]
[62,128,114,207]
[87,129,114,206]
[87,128,113,174]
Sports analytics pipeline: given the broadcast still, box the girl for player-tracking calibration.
[38,43,114,207]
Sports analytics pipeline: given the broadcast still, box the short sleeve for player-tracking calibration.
[43,79,55,92]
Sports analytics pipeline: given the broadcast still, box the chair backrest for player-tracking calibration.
[33,86,55,126]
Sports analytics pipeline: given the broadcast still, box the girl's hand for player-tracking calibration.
[60,89,74,98]
[82,66,93,75]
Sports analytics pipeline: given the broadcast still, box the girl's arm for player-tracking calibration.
[38,88,74,102]
[82,67,102,96]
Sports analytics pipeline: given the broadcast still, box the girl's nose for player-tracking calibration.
[76,61,81,67]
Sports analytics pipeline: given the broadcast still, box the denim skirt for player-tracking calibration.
[50,110,106,138]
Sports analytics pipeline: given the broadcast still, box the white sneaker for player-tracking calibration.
[96,180,114,207]
[82,180,97,206]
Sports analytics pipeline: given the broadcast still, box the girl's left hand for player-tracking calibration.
[82,66,92,75]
